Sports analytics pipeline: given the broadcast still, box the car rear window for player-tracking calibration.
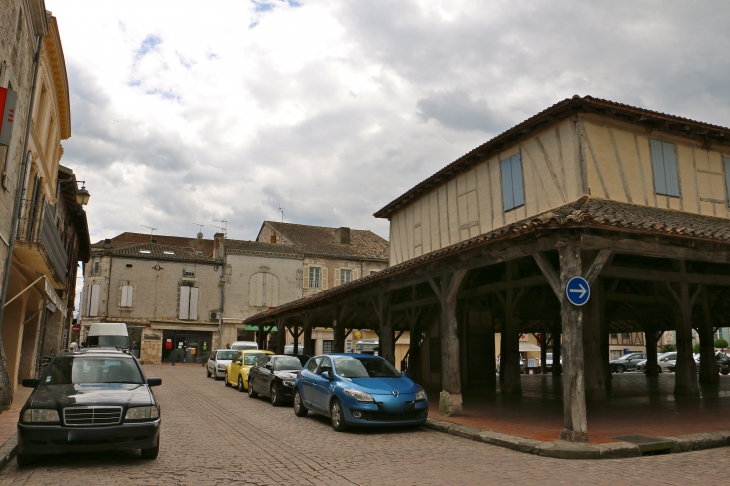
[243,353,266,365]
[45,357,144,385]
[216,351,236,360]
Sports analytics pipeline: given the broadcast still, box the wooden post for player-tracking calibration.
[372,293,393,364]
[408,322,421,382]
[500,262,522,394]
[552,324,562,377]
[583,278,605,401]
[540,333,547,374]
[699,285,719,384]
[303,325,314,355]
[257,323,265,349]
[644,326,660,377]
[429,269,467,417]
[666,261,700,396]
[558,245,588,442]
[484,310,496,388]
[276,318,286,354]
[333,306,346,353]
[599,281,612,390]
[292,323,299,356]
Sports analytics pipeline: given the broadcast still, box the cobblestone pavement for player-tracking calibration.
[2,364,729,485]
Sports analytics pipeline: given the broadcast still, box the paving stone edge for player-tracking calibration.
[0,433,18,471]
[423,418,730,460]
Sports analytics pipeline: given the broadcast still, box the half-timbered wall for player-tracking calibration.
[389,115,730,265]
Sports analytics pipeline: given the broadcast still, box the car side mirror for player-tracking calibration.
[321,371,333,381]
[401,371,409,378]
[147,378,162,387]
[22,378,39,388]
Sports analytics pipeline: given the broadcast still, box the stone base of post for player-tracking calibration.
[439,391,463,417]
[559,429,588,442]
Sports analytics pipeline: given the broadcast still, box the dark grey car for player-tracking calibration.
[610,352,647,373]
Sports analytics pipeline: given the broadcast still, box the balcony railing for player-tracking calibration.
[308,279,320,288]
[16,199,68,282]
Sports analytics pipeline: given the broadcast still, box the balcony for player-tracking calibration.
[14,200,69,288]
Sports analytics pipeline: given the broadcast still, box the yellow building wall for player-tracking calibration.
[389,114,730,265]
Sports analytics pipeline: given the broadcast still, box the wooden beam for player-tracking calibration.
[580,233,730,264]
[583,250,612,285]
[601,266,730,286]
[605,292,670,304]
[533,252,560,298]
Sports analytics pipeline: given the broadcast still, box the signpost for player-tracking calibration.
[565,276,590,306]
[0,87,18,146]
[71,324,80,333]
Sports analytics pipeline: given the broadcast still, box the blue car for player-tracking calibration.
[293,353,428,431]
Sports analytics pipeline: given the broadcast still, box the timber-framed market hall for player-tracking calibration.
[246,95,730,442]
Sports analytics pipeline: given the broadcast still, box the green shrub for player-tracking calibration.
[693,343,701,353]
[715,338,729,349]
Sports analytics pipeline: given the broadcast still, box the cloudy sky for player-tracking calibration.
[47,0,730,244]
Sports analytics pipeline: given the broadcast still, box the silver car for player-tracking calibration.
[207,349,238,379]
[635,352,677,373]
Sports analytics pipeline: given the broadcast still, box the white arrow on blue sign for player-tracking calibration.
[566,276,590,306]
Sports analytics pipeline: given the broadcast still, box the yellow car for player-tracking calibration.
[225,349,273,392]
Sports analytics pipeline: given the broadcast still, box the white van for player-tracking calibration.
[355,340,379,355]
[86,323,129,349]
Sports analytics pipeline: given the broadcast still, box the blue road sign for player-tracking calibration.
[566,276,590,306]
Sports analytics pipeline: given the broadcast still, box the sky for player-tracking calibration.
[46,0,730,245]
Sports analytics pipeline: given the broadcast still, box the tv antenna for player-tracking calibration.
[140,225,157,239]
[278,204,285,223]
[193,223,204,239]
[212,219,228,238]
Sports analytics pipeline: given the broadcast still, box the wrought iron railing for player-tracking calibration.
[309,279,320,288]
[16,199,68,282]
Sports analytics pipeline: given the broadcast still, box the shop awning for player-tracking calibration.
[519,341,541,352]
[243,325,277,332]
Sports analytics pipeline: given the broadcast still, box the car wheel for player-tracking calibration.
[224,372,232,386]
[616,365,625,373]
[206,368,211,378]
[722,370,729,375]
[141,443,159,460]
[271,384,283,406]
[293,389,308,417]
[16,453,36,466]
[248,379,258,398]
[238,375,245,392]
[330,399,348,432]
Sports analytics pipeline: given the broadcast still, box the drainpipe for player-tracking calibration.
[0,35,44,332]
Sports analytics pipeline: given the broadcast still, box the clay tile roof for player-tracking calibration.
[246,197,730,323]
[225,239,302,255]
[262,222,389,261]
[374,95,730,219]
[95,232,215,257]
[92,242,219,263]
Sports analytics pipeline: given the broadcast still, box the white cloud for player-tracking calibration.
[47,0,730,243]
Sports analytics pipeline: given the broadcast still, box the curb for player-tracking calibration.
[423,418,730,460]
[0,433,18,471]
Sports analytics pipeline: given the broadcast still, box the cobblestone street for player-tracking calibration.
[2,364,729,485]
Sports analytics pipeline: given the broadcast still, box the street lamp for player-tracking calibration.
[75,182,90,206]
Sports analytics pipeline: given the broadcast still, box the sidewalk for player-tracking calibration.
[0,386,31,469]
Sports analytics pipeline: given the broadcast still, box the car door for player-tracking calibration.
[310,357,333,412]
[229,352,243,384]
[208,351,216,374]
[259,356,275,396]
[301,357,323,406]
[254,356,270,395]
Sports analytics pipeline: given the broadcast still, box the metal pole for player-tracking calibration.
[0,35,44,332]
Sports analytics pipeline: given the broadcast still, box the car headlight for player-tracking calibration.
[283,380,295,387]
[245,369,250,376]
[415,388,427,401]
[343,388,375,403]
[125,406,160,421]
[21,409,60,423]
[218,364,226,369]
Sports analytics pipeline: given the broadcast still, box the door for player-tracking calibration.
[186,336,199,363]
[301,357,322,405]
[311,357,333,412]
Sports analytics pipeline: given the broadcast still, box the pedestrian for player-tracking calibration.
[225,343,231,349]
[69,341,78,351]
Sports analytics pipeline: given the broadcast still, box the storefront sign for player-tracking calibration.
[62,328,69,350]
[165,339,172,349]
[145,334,161,340]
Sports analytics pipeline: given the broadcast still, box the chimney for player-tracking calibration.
[335,227,350,245]
[103,238,111,249]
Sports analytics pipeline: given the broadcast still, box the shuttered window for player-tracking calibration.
[725,157,730,206]
[650,140,680,197]
[309,267,320,289]
[179,286,199,320]
[87,284,100,317]
[501,153,524,211]
[340,269,352,285]
[120,285,134,308]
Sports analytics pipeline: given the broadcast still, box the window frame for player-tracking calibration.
[340,269,352,285]
[500,153,525,212]
[309,267,321,289]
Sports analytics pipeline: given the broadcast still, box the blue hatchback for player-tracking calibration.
[293,353,428,431]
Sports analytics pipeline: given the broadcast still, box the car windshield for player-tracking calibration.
[87,336,128,348]
[44,357,144,385]
[216,351,236,360]
[243,353,266,365]
[333,357,401,378]
[274,356,304,371]
[232,343,257,350]
[546,353,553,360]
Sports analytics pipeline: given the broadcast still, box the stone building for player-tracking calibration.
[0,6,90,403]
[79,236,221,364]
[246,96,730,442]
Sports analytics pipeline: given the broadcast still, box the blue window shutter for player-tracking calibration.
[725,157,730,205]
[501,158,514,210]
[650,139,667,195]
[510,154,524,207]
[661,142,680,197]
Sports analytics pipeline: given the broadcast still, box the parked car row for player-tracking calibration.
[635,352,677,373]
[666,351,730,374]
[211,350,429,431]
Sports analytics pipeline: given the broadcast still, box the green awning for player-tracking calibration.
[243,325,277,332]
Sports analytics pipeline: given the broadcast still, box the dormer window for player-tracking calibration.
[183,264,196,278]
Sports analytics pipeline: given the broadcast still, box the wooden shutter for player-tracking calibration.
[334,269,340,287]
[302,265,309,289]
[650,139,668,195]
[85,285,92,316]
[725,158,730,205]
[120,285,128,307]
[501,158,513,210]
[321,268,328,290]
[90,284,100,316]
[510,154,525,207]
[126,286,134,307]
[661,142,680,197]
[189,287,199,320]
[353,269,359,281]
[179,286,190,320]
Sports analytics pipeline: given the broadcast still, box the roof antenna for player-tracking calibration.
[193,223,204,239]
[279,204,285,223]
[212,219,228,239]
[140,225,157,242]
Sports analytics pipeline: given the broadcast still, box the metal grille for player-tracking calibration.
[63,406,123,426]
